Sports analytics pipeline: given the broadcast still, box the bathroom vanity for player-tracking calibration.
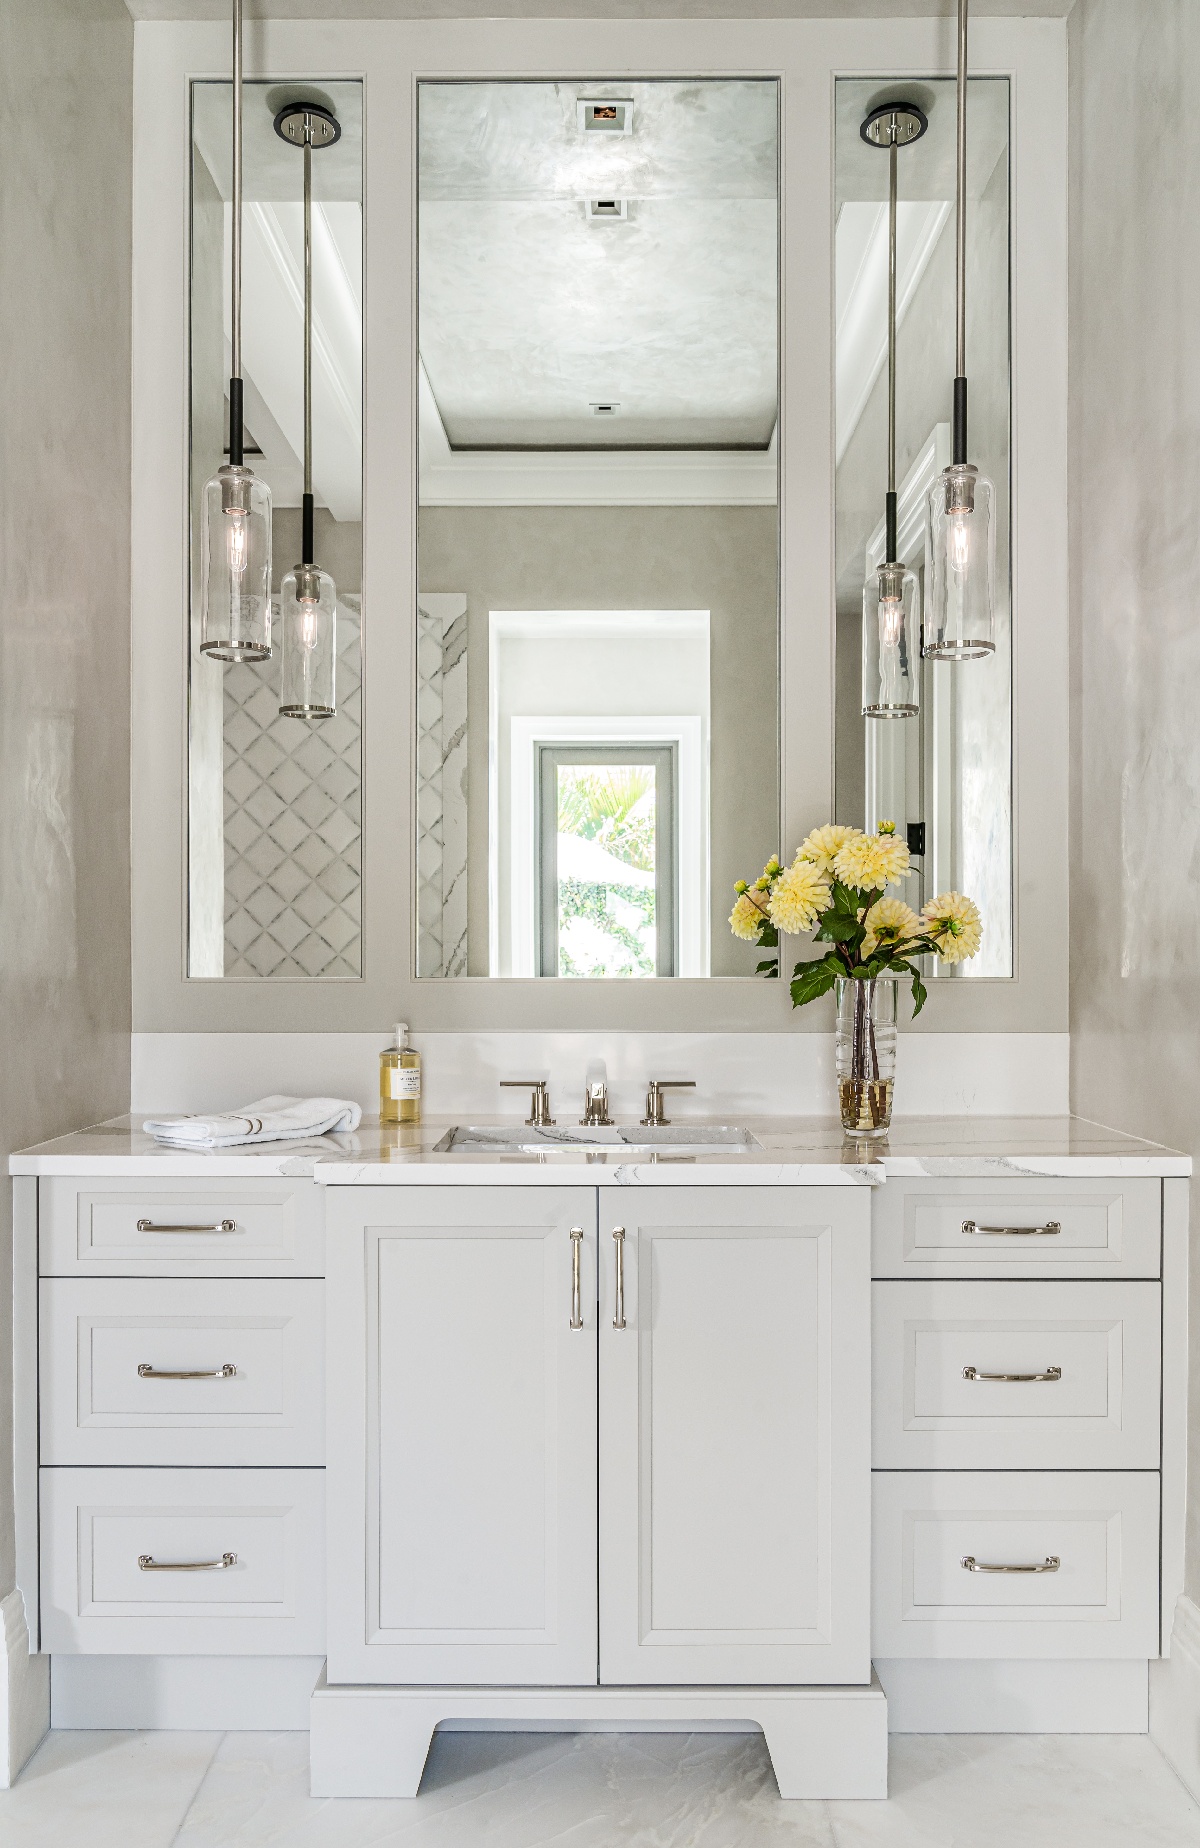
[10,1114,1187,1799]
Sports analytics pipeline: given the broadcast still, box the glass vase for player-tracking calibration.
[835,976,897,1137]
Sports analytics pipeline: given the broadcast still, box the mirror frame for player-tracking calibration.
[131,15,1068,1037]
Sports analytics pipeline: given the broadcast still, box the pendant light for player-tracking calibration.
[200,0,272,662]
[274,100,341,719]
[860,99,927,719]
[924,0,997,660]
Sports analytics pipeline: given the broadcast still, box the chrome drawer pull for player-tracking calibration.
[963,1365,1062,1383]
[138,1552,237,1571]
[138,1363,237,1381]
[137,1218,238,1234]
[612,1227,627,1330]
[569,1227,584,1329]
[961,1219,1061,1237]
[961,1554,1060,1574]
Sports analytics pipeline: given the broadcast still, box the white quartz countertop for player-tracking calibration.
[8,1114,1191,1183]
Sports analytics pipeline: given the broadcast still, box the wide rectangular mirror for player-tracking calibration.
[187,79,363,979]
[416,79,780,980]
[834,76,1012,978]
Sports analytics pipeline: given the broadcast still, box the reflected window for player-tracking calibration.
[538,746,675,978]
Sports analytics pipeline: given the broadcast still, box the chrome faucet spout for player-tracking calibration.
[581,1060,613,1127]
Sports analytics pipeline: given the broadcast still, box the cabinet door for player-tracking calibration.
[326,1186,598,1685]
[598,1186,871,1685]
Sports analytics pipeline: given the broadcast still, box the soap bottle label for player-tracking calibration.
[388,1068,422,1099]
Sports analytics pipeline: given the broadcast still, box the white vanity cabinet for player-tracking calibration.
[324,1183,872,1690]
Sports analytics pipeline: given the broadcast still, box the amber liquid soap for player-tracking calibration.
[380,1023,422,1124]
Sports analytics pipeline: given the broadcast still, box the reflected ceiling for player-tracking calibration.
[418,80,779,451]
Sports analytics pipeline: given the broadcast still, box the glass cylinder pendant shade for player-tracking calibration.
[279,562,337,717]
[924,462,996,660]
[200,464,273,661]
[862,560,921,718]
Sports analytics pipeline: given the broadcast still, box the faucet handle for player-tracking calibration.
[641,1080,696,1128]
[500,1080,554,1127]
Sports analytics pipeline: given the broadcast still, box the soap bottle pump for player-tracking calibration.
[380,1023,422,1124]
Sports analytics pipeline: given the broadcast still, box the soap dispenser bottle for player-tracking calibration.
[380,1023,422,1124]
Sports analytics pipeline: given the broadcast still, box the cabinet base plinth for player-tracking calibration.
[309,1669,888,1800]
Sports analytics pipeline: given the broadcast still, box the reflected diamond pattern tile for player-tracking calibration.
[222,598,362,978]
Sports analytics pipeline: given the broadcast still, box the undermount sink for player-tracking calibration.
[434,1123,763,1155]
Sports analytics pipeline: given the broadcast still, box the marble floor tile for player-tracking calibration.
[173,1729,837,1847]
[828,1734,1200,1847]
[0,1729,221,1848]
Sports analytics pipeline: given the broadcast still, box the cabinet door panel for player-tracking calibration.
[326,1186,598,1686]
[599,1186,871,1685]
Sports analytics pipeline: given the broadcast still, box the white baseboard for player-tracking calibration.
[1151,1596,1200,1800]
[50,1655,324,1731]
[876,1658,1148,1733]
[310,1672,889,1800]
[0,1591,48,1787]
[131,1030,1071,1119]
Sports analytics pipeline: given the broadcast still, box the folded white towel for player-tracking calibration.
[143,1093,363,1149]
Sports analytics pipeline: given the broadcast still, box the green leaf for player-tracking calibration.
[789,960,838,1008]
[910,969,928,1016]
[756,958,780,978]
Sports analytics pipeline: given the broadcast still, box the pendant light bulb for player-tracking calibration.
[859,99,926,720]
[274,100,342,720]
[923,0,997,662]
[200,0,273,664]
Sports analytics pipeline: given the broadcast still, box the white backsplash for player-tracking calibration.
[131,1031,1069,1119]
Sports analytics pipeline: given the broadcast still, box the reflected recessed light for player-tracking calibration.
[578,99,633,135]
[587,198,628,221]
[590,403,620,416]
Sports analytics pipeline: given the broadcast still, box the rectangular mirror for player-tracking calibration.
[834,76,1012,978]
[187,78,363,979]
[416,79,780,979]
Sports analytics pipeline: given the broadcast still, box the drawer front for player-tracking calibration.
[872,1178,1160,1279]
[872,1281,1161,1470]
[41,1177,325,1277]
[40,1467,325,1654]
[40,1279,324,1466]
[872,1470,1160,1659]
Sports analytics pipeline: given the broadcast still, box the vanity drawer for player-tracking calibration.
[40,1177,325,1277]
[40,1279,324,1467]
[872,1470,1160,1659]
[872,1178,1160,1279]
[872,1281,1161,1470]
[40,1466,325,1654]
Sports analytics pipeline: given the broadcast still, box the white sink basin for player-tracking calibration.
[434,1124,763,1156]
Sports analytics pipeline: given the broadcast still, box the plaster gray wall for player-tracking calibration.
[0,0,133,1589]
[1068,0,1200,1596]
[418,504,780,977]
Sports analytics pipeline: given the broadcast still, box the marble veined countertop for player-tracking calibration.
[8,1113,1190,1185]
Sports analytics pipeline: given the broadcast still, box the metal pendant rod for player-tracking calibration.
[229,0,244,464]
[886,133,898,560]
[303,125,314,562]
[953,0,969,463]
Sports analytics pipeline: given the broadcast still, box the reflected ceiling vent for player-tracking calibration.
[590,402,620,417]
[587,197,628,221]
[578,98,633,135]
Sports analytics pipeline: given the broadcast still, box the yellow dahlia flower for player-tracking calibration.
[862,896,921,957]
[922,891,982,963]
[833,828,911,891]
[768,860,831,935]
[796,823,859,874]
[729,891,769,942]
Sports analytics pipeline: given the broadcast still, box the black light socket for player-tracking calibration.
[302,492,314,566]
[952,375,968,466]
[885,490,898,565]
[228,377,244,468]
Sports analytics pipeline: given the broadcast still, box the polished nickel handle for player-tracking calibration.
[961,1219,1062,1237]
[963,1365,1062,1383]
[501,1080,555,1128]
[138,1363,237,1381]
[612,1226,627,1329]
[137,1218,238,1234]
[569,1227,584,1329]
[961,1554,1060,1574]
[640,1080,696,1128]
[138,1552,237,1571]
